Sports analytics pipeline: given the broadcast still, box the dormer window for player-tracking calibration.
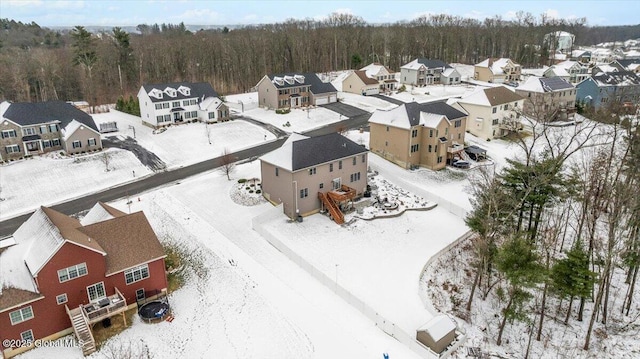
[273,77,284,86]
[164,87,177,97]
[177,86,191,96]
[283,76,295,85]
[149,89,163,99]
[294,75,305,84]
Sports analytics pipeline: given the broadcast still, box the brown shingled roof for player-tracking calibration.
[78,212,166,275]
[483,86,524,106]
[41,207,106,254]
[0,287,44,312]
[98,202,128,217]
[353,70,379,85]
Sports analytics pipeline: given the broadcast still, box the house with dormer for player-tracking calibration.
[516,76,577,122]
[137,82,229,128]
[474,58,521,84]
[543,60,590,84]
[0,202,168,358]
[368,101,467,170]
[0,101,102,162]
[400,59,461,86]
[452,86,525,140]
[256,73,338,110]
[260,133,368,224]
[576,71,640,109]
[360,63,399,92]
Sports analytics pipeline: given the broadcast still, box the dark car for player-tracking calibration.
[451,160,470,169]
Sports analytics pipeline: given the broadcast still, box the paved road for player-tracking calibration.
[320,102,370,118]
[370,94,405,106]
[103,135,167,172]
[0,109,372,236]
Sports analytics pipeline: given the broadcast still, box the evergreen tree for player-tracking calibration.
[550,242,595,323]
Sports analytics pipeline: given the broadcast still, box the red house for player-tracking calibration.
[0,203,168,358]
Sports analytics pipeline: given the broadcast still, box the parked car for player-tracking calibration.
[451,160,470,169]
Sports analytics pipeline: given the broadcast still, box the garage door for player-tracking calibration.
[315,96,329,105]
[329,94,337,103]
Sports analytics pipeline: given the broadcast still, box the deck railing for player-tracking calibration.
[83,287,127,324]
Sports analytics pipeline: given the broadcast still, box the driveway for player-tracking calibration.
[235,117,288,138]
[370,94,405,105]
[320,102,370,118]
[102,136,167,172]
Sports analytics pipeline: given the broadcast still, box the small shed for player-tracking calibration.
[416,315,457,354]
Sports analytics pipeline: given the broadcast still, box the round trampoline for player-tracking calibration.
[138,300,171,323]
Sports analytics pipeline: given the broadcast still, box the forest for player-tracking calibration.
[0,13,639,105]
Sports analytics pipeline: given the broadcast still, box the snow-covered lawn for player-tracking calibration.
[338,92,398,112]
[0,149,150,220]
[93,110,276,169]
[389,84,475,104]
[242,106,342,134]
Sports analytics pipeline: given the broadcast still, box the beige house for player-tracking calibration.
[342,70,380,95]
[453,86,525,140]
[0,101,102,162]
[256,73,337,110]
[515,76,577,122]
[474,58,521,83]
[369,101,467,171]
[260,133,368,223]
[543,60,590,84]
[360,63,399,92]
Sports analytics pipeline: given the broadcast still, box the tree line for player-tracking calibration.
[0,14,639,105]
[464,102,640,353]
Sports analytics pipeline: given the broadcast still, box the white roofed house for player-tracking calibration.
[256,73,338,110]
[515,76,577,122]
[400,59,461,87]
[543,60,590,84]
[360,63,399,92]
[137,82,229,128]
[0,101,102,162]
[473,58,521,84]
[452,86,525,140]
[259,133,368,224]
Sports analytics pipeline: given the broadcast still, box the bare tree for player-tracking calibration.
[219,148,236,180]
[205,123,212,145]
[102,151,111,172]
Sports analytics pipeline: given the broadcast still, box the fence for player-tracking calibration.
[252,205,440,358]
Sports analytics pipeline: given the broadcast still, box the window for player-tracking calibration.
[338,161,342,170]
[40,125,47,134]
[164,114,171,122]
[49,124,58,132]
[492,119,499,126]
[329,163,333,172]
[9,306,33,325]
[352,157,356,165]
[155,104,163,110]
[428,144,432,152]
[190,99,197,105]
[319,183,324,189]
[43,140,51,148]
[162,103,169,109]
[72,140,82,149]
[52,138,60,147]
[410,144,419,153]
[58,263,88,282]
[22,127,36,136]
[275,167,279,176]
[124,264,150,285]
[492,107,497,114]
[21,330,34,343]
[183,100,190,106]
[208,112,215,119]
[429,129,433,137]
[437,156,443,163]
[87,282,106,301]
[435,145,438,152]
[136,289,146,301]
[172,101,180,107]
[386,126,389,132]
[454,120,461,128]
[156,115,164,122]
[56,293,68,305]
[361,154,365,163]
[300,188,308,198]
[309,167,316,175]
[411,129,418,138]
[88,138,96,147]
[5,144,20,154]
[350,172,361,182]
[1,129,17,138]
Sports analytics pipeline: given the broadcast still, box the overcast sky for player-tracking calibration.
[1,0,639,27]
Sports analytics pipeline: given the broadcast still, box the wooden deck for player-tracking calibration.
[83,287,128,324]
[327,185,356,203]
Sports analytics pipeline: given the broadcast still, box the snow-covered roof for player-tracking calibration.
[597,64,619,73]
[442,68,456,77]
[142,82,218,103]
[259,133,309,171]
[199,96,223,111]
[418,315,456,341]
[81,202,126,226]
[401,58,451,71]
[420,113,448,129]
[360,63,394,78]
[369,101,466,130]
[456,86,523,107]
[517,76,574,93]
[61,119,83,140]
[475,58,519,75]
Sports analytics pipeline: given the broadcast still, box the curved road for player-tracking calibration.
[0,104,371,236]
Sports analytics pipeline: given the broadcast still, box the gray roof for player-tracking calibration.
[3,101,98,131]
[291,133,367,171]
[417,59,452,69]
[593,71,640,86]
[404,101,467,126]
[141,82,219,103]
[267,73,337,94]
[540,77,574,91]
